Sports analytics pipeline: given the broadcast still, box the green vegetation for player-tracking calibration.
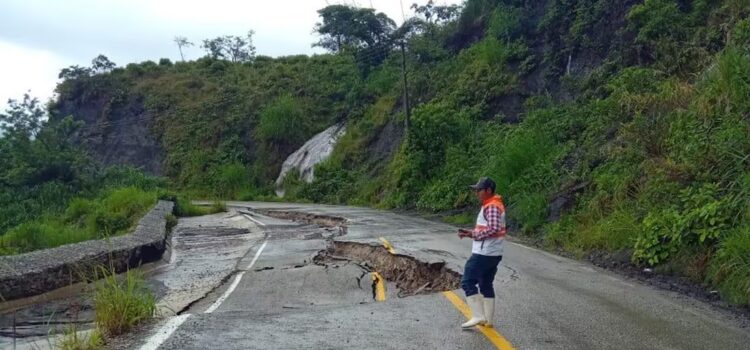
[57,327,104,350]
[0,87,222,255]
[0,93,166,254]
[0,187,158,255]
[93,268,155,337]
[290,0,750,305]
[172,196,226,217]
[3,1,749,306]
[53,268,155,348]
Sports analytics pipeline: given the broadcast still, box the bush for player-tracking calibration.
[707,225,750,305]
[634,184,737,266]
[173,196,226,217]
[57,327,104,350]
[0,187,158,255]
[165,213,178,232]
[0,219,89,255]
[487,5,524,41]
[93,268,155,336]
[483,127,559,232]
[215,163,250,199]
[257,94,309,146]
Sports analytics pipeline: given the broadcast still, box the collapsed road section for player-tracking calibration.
[128,202,750,350]
[314,241,461,297]
[252,206,461,298]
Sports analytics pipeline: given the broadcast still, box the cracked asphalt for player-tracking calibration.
[124,202,750,350]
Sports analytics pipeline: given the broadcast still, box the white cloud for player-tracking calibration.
[0,40,71,106]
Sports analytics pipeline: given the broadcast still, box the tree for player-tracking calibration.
[0,93,85,188]
[201,31,256,63]
[58,65,92,80]
[393,1,461,41]
[91,54,116,74]
[313,5,396,53]
[174,36,194,61]
[411,0,460,25]
[0,93,45,139]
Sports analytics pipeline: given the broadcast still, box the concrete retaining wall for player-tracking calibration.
[0,200,174,301]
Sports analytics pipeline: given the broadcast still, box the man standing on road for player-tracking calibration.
[457,177,506,329]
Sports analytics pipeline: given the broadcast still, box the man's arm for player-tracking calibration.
[472,206,505,240]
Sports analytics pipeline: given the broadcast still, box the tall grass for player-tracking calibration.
[707,226,750,305]
[216,163,250,199]
[173,196,226,217]
[0,219,90,255]
[93,268,155,336]
[57,327,104,350]
[0,187,158,255]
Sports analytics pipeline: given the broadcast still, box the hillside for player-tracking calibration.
[36,0,750,305]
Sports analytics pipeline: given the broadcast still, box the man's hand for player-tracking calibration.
[458,228,472,239]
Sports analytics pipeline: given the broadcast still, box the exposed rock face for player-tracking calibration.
[275,124,346,196]
[56,93,165,175]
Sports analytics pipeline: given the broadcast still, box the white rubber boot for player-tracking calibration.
[482,298,495,327]
[461,294,486,328]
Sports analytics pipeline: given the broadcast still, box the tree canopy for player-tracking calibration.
[313,5,396,53]
[201,31,257,62]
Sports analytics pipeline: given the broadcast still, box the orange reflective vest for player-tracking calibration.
[474,194,507,239]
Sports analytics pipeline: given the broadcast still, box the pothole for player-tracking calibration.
[314,241,461,298]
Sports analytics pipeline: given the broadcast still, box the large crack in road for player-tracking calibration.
[5,202,750,350]
[257,207,461,298]
[314,241,461,297]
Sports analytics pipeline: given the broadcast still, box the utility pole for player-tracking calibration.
[400,41,411,134]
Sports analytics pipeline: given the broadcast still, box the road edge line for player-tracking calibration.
[205,240,268,314]
[442,291,516,350]
[139,313,191,350]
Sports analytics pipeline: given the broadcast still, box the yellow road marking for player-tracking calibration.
[372,272,386,301]
[379,237,396,254]
[442,291,516,350]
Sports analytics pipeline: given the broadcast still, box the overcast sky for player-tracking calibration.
[0,0,462,109]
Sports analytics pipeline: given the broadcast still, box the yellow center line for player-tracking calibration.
[442,291,516,350]
[372,272,386,301]
[379,237,396,254]
[378,239,510,347]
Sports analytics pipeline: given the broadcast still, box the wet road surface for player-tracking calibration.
[104,203,750,349]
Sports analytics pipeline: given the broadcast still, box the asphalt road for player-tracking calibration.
[127,202,750,350]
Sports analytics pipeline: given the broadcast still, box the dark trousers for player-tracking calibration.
[461,254,502,298]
